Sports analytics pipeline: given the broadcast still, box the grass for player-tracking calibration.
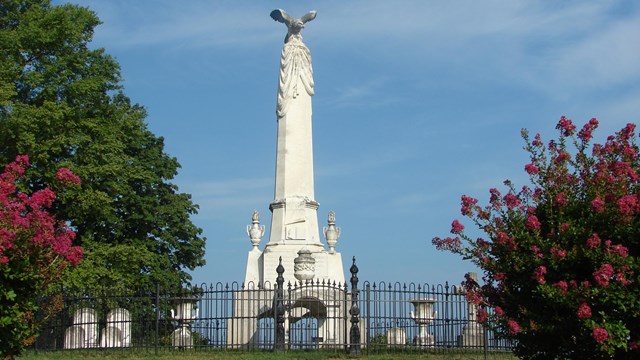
[20,349,517,360]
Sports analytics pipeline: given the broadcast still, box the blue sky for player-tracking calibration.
[57,1,640,286]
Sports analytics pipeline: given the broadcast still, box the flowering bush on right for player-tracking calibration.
[433,117,639,359]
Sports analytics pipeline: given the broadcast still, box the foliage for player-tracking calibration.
[0,155,81,359]
[0,0,206,292]
[433,117,640,359]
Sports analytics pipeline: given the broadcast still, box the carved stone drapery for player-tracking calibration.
[277,36,314,119]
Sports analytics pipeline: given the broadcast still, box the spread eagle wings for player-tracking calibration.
[270,9,317,43]
[300,11,317,23]
[270,9,293,24]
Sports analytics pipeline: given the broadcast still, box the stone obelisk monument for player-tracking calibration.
[243,9,345,286]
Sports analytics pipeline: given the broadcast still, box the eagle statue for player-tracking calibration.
[270,9,317,43]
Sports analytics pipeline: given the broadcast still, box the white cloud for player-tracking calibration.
[71,0,639,99]
[544,16,640,90]
[179,177,272,220]
[72,0,277,48]
[186,177,272,197]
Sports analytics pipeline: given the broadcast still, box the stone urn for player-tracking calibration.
[294,248,315,282]
[247,210,265,250]
[171,299,198,324]
[409,298,436,346]
[170,297,199,348]
[322,211,341,253]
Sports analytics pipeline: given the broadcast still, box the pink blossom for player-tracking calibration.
[477,308,488,323]
[3,157,28,179]
[52,234,71,255]
[533,266,547,284]
[526,215,541,230]
[65,246,83,266]
[555,150,571,163]
[55,167,81,186]
[550,245,567,259]
[593,263,614,287]
[475,238,489,249]
[495,232,509,245]
[460,195,478,215]
[559,223,570,233]
[553,281,568,295]
[577,302,592,319]
[586,233,601,249]
[451,219,465,234]
[623,145,638,159]
[525,163,539,175]
[616,267,632,286]
[591,197,605,212]
[555,192,567,207]
[617,194,637,216]
[507,320,520,335]
[14,154,30,167]
[503,193,521,209]
[607,244,629,258]
[494,306,504,317]
[489,188,501,206]
[592,327,608,344]
[28,188,56,209]
[533,187,543,200]
[578,118,599,142]
[556,116,576,136]
[532,133,543,147]
[620,123,636,140]
[465,289,483,306]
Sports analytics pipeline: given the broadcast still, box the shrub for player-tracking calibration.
[433,118,640,359]
[0,155,82,359]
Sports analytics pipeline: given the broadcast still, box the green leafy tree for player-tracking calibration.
[0,0,205,292]
[0,155,82,359]
[433,117,640,359]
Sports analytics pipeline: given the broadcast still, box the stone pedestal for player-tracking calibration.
[457,272,485,348]
[409,298,436,346]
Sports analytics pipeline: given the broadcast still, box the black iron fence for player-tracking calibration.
[33,259,513,355]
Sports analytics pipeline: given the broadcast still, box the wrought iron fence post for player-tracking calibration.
[365,282,371,351]
[349,256,361,356]
[484,317,489,360]
[155,282,160,355]
[274,257,286,352]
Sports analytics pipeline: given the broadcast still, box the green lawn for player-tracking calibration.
[20,349,516,360]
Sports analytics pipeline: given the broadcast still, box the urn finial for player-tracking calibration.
[246,210,265,250]
[323,210,341,253]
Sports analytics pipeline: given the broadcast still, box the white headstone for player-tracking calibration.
[100,308,131,347]
[63,325,85,349]
[72,308,98,348]
[172,327,193,348]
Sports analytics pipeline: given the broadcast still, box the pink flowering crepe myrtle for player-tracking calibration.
[432,117,640,358]
[0,155,82,269]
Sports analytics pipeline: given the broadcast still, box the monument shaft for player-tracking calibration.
[242,9,344,287]
[267,35,322,248]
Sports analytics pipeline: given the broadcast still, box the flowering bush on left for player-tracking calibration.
[0,155,82,358]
